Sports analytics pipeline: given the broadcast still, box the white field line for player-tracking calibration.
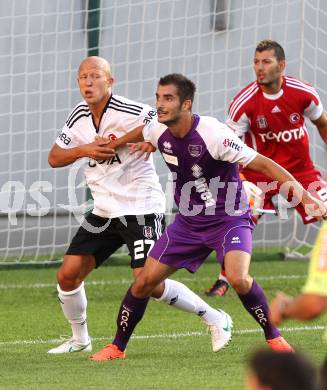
[0,274,306,290]
[0,325,324,347]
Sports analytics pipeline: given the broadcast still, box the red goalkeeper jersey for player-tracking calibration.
[226,75,323,181]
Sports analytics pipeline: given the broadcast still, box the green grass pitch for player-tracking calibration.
[0,256,326,389]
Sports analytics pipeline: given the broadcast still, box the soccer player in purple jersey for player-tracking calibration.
[90,74,327,361]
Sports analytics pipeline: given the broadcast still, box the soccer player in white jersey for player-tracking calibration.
[47,57,232,354]
[206,39,327,297]
[90,73,327,361]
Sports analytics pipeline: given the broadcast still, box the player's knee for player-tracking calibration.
[132,275,155,298]
[227,274,251,294]
[56,267,81,290]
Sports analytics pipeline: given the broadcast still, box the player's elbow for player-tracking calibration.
[321,129,327,144]
[48,154,55,167]
[48,144,66,168]
[48,152,60,168]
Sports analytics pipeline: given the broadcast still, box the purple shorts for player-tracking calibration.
[149,213,254,273]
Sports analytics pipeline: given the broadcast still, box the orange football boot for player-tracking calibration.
[267,336,294,353]
[90,343,126,361]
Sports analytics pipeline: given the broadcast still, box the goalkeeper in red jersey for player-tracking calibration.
[206,39,327,297]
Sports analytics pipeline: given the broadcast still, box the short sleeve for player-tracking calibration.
[142,115,167,148]
[122,104,158,133]
[216,126,257,165]
[55,124,80,149]
[304,99,323,121]
[200,117,257,166]
[226,112,250,137]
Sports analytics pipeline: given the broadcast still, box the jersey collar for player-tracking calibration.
[259,76,285,100]
[166,114,200,140]
[262,88,284,100]
[91,94,112,133]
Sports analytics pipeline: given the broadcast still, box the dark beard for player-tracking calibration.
[159,108,183,127]
[161,117,180,127]
[258,79,273,86]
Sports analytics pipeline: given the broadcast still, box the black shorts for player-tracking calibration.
[66,213,165,268]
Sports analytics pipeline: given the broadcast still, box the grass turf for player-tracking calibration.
[0,257,326,389]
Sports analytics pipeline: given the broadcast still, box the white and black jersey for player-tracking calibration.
[56,94,165,218]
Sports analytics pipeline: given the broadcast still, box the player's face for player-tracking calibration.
[254,49,284,86]
[155,84,186,126]
[78,60,113,106]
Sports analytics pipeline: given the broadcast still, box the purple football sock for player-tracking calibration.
[112,287,150,351]
[237,279,280,340]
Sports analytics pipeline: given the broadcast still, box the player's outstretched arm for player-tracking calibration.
[98,125,145,150]
[246,154,327,219]
[312,112,327,144]
[48,140,115,168]
[128,141,156,160]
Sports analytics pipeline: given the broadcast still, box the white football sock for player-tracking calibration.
[57,282,90,344]
[156,279,223,325]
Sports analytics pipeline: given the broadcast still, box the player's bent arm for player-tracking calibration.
[48,141,115,168]
[312,112,327,144]
[128,141,156,160]
[48,144,85,167]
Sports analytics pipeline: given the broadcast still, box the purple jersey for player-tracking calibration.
[143,114,257,224]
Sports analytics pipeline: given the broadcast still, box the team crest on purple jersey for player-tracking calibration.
[143,226,154,239]
[256,115,268,129]
[188,144,202,157]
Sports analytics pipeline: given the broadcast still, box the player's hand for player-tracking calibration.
[94,136,111,145]
[94,136,121,150]
[302,192,327,220]
[128,141,156,160]
[242,180,263,211]
[82,140,116,161]
[270,292,294,326]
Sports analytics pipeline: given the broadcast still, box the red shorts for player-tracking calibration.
[243,171,327,224]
